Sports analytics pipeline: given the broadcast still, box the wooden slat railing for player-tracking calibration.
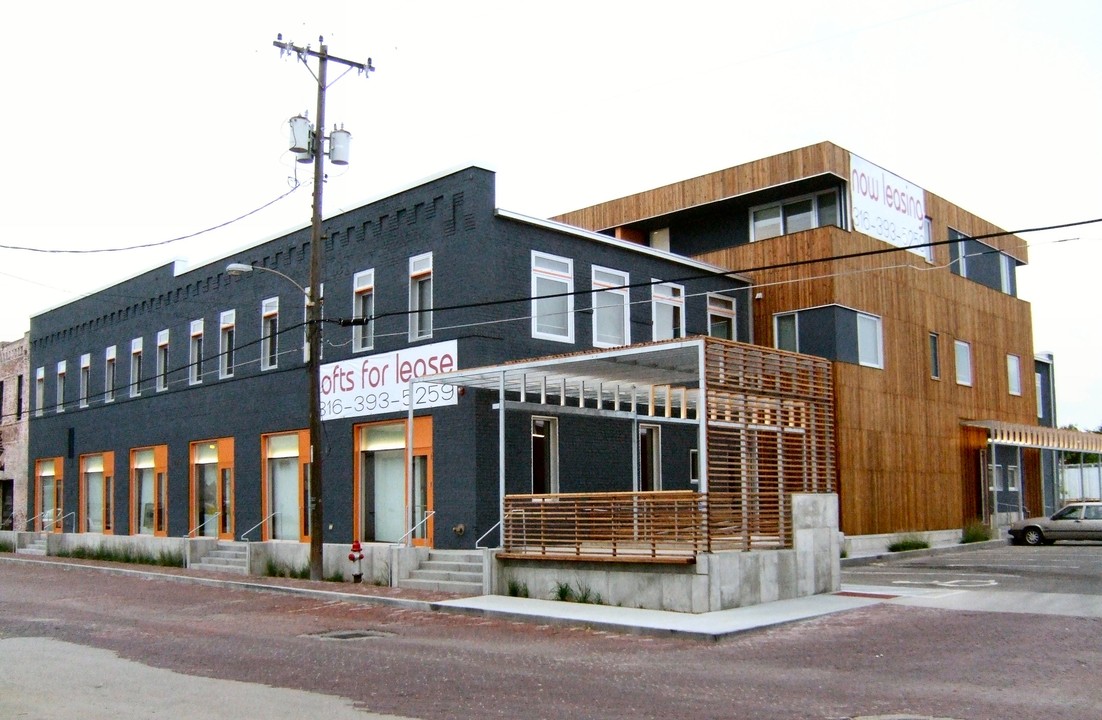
[501,491,706,563]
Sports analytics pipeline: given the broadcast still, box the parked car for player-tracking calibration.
[1008,501,1102,545]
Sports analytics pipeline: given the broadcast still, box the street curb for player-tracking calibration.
[840,538,1008,567]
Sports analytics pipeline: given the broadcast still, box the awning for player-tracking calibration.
[962,420,1102,453]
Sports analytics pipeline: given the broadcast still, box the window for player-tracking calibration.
[131,446,168,536]
[352,269,375,352]
[79,354,91,408]
[35,457,63,532]
[55,361,66,413]
[1000,254,1016,295]
[80,452,114,534]
[531,251,574,342]
[591,266,629,347]
[105,346,117,402]
[955,340,973,386]
[262,431,309,541]
[651,281,685,341]
[191,438,235,539]
[1036,372,1044,419]
[219,312,235,379]
[1007,354,1022,396]
[948,228,968,277]
[649,227,670,252]
[856,313,883,369]
[189,320,204,385]
[156,330,169,391]
[34,367,44,417]
[531,417,559,494]
[929,333,940,380]
[638,424,662,492]
[750,190,840,241]
[408,253,433,341]
[774,313,798,352]
[708,294,736,340]
[354,418,433,544]
[921,217,935,263]
[16,374,23,420]
[261,298,278,370]
[129,338,143,398]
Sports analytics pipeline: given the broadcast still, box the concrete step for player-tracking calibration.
[426,551,482,565]
[193,558,249,575]
[16,546,47,556]
[206,549,247,561]
[407,569,482,583]
[419,560,482,574]
[398,577,483,595]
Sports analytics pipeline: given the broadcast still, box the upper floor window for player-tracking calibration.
[750,190,840,241]
[856,313,883,369]
[105,346,117,402]
[954,340,972,387]
[353,269,375,352]
[261,298,278,370]
[156,330,170,391]
[774,313,798,352]
[929,332,941,380]
[409,253,433,341]
[651,282,685,341]
[189,320,204,385]
[79,354,91,408]
[219,311,235,379]
[56,361,66,413]
[34,366,44,417]
[129,338,143,398]
[707,294,736,341]
[1007,354,1022,396]
[531,251,574,343]
[592,266,629,348]
[949,228,1017,296]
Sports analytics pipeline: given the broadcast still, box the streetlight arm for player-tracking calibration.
[226,263,314,305]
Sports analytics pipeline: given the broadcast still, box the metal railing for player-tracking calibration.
[186,513,221,539]
[394,510,435,548]
[59,511,76,534]
[239,512,278,542]
[475,514,508,549]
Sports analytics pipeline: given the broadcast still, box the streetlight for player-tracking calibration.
[226,260,322,578]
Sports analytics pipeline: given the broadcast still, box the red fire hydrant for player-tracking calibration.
[348,540,365,583]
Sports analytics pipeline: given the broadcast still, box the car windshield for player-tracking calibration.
[1052,505,1083,521]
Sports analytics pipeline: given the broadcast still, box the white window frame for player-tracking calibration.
[531,251,575,343]
[353,269,375,352]
[34,366,44,417]
[79,354,91,408]
[1036,372,1044,419]
[774,312,799,352]
[408,253,433,341]
[1007,354,1022,396]
[1000,253,1014,294]
[591,266,630,348]
[954,339,973,387]
[56,361,66,413]
[929,332,941,380]
[156,330,170,391]
[261,297,279,371]
[651,281,685,341]
[105,346,117,402]
[219,311,235,379]
[707,294,737,341]
[189,320,204,385]
[750,189,840,242]
[130,338,143,398]
[856,313,883,369]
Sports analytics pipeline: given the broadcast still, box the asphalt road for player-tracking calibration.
[2,554,1101,720]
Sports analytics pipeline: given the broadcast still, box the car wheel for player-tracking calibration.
[1022,527,1045,546]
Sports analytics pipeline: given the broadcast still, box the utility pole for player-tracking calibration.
[273,35,374,580]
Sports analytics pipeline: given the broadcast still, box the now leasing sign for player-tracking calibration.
[319,340,459,420]
[849,153,928,256]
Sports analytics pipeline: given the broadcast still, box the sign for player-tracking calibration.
[319,340,459,420]
[849,153,928,256]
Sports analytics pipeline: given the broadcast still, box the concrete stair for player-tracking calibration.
[16,534,48,556]
[191,541,249,575]
[398,550,484,595]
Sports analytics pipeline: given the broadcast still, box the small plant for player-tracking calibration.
[507,579,529,598]
[839,547,848,559]
[573,583,602,605]
[373,560,391,586]
[553,580,574,602]
[54,545,183,567]
[961,520,992,544]
[0,539,14,553]
[264,558,310,579]
[550,579,602,605]
[325,571,346,583]
[887,533,929,552]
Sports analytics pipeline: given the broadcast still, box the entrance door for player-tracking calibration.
[192,439,235,539]
[357,418,433,545]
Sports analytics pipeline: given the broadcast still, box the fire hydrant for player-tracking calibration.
[348,540,365,583]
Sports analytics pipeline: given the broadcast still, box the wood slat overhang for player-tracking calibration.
[962,420,1102,453]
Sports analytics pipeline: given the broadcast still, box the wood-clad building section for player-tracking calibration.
[554,141,1042,537]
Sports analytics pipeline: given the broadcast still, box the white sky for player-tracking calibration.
[1,0,1099,428]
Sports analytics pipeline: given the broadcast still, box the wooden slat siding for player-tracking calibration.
[697,226,1037,536]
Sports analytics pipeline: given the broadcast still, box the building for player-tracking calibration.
[26,166,770,557]
[0,335,28,530]
[554,141,1102,543]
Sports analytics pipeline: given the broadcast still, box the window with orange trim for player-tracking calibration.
[35,457,63,532]
[131,445,168,536]
[79,451,115,533]
[261,430,309,541]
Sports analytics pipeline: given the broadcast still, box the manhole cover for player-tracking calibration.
[306,629,395,641]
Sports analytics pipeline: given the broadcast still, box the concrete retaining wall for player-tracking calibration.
[493,493,840,613]
[842,528,963,558]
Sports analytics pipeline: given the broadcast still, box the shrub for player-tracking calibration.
[887,534,929,552]
[55,545,183,567]
[0,540,14,553]
[550,580,602,605]
[507,579,529,598]
[961,521,993,544]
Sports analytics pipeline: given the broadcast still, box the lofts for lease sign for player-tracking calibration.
[318,340,459,420]
[849,153,928,257]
